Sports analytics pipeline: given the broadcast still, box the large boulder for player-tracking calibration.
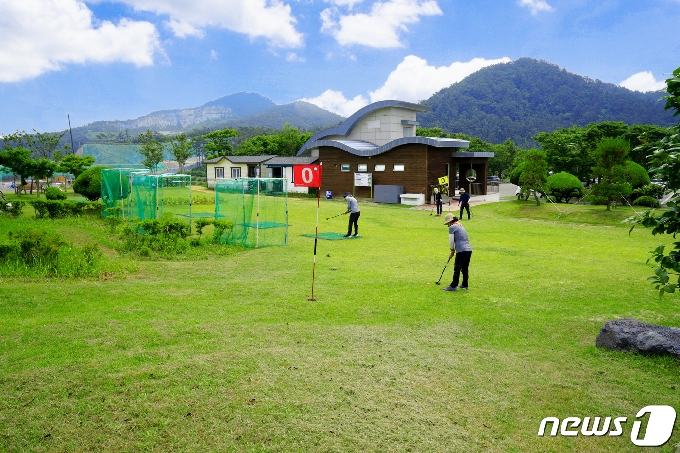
[596,318,680,358]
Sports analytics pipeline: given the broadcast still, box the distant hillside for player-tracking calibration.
[66,93,343,150]
[219,101,344,130]
[418,58,675,148]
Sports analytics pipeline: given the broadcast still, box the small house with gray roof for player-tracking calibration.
[205,155,276,188]
[296,100,495,202]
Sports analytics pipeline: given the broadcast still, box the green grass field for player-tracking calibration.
[1,195,679,452]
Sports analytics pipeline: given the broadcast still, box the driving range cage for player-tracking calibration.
[101,168,149,218]
[129,173,193,225]
[215,178,288,248]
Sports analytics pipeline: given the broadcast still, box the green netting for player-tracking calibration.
[130,173,193,221]
[101,168,148,217]
[215,178,288,247]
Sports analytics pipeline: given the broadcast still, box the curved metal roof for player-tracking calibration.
[297,100,430,156]
[300,137,469,157]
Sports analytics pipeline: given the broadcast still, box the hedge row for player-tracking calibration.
[29,200,104,219]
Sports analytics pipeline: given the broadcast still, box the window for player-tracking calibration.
[272,167,283,178]
[231,167,241,178]
[215,167,224,179]
[248,165,260,178]
[357,164,368,172]
[341,164,350,172]
[374,164,385,172]
[393,164,405,172]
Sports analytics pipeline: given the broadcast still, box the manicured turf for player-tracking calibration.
[1,195,678,452]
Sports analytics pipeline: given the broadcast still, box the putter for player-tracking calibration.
[326,212,344,220]
[435,256,452,285]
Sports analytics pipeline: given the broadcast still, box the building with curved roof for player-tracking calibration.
[297,100,494,202]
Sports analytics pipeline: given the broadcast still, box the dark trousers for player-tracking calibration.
[436,200,442,215]
[347,212,360,235]
[450,251,472,288]
[460,203,470,220]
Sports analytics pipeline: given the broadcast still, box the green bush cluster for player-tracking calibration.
[633,196,661,208]
[0,229,102,277]
[544,172,583,203]
[194,218,234,243]
[120,214,192,257]
[625,160,651,189]
[73,166,104,201]
[632,183,665,200]
[45,186,67,200]
[30,200,104,219]
[163,196,215,205]
[1,200,25,217]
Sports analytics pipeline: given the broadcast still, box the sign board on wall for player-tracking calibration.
[354,173,372,187]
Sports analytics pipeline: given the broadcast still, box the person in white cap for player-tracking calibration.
[458,188,471,220]
[442,213,472,291]
[433,187,443,216]
[343,192,360,237]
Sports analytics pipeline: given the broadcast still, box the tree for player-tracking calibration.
[489,139,518,178]
[534,127,591,181]
[629,66,680,295]
[73,166,104,201]
[58,154,95,179]
[204,128,238,158]
[591,137,632,211]
[25,129,68,160]
[0,146,33,194]
[169,133,194,173]
[235,124,312,157]
[138,129,164,173]
[624,160,650,189]
[545,172,583,203]
[517,149,548,205]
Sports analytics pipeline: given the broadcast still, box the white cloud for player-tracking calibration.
[285,52,306,63]
[210,50,218,60]
[325,0,364,7]
[119,0,303,47]
[369,55,511,102]
[301,90,369,117]
[301,55,510,116]
[0,0,160,83]
[321,0,442,48]
[166,19,205,38]
[518,0,553,15]
[620,71,666,92]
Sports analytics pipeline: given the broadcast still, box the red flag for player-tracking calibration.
[293,164,322,188]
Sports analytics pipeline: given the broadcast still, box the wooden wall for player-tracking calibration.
[317,145,456,200]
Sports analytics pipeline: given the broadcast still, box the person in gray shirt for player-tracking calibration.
[343,192,360,237]
[442,213,472,291]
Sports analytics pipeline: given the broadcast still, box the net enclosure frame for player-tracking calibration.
[101,168,149,218]
[215,178,289,248]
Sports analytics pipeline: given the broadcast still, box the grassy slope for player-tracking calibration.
[1,197,679,452]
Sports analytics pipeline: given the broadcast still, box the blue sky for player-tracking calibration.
[0,0,678,133]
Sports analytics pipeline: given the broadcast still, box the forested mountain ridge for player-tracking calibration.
[418,58,674,148]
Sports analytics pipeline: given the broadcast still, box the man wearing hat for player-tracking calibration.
[433,187,443,216]
[442,213,472,291]
[343,192,360,237]
[458,187,471,220]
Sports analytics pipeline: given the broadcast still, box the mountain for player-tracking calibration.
[85,92,277,132]
[217,101,344,130]
[67,93,344,149]
[418,58,675,148]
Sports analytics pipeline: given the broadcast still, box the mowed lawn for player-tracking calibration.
[1,195,679,452]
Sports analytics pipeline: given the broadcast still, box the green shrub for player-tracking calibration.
[633,196,661,208]
[30,200,104,219]
[545,172,583,203]
[120,214,191,257]
[1,200,25,217]
[73,166,104,201]
[632,183,665,200]
[625,161,651,189]
[45,186,67,200]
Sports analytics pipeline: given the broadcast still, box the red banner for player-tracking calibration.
[293,164,322,188]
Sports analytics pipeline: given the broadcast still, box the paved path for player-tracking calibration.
[412,183,519,211]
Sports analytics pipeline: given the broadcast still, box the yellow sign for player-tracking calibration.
[438,176,449,185]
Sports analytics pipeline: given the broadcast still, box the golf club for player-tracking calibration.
[435,256,453,285]
[326,212,344,220]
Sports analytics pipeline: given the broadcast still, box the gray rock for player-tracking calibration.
[596,318,680,358]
